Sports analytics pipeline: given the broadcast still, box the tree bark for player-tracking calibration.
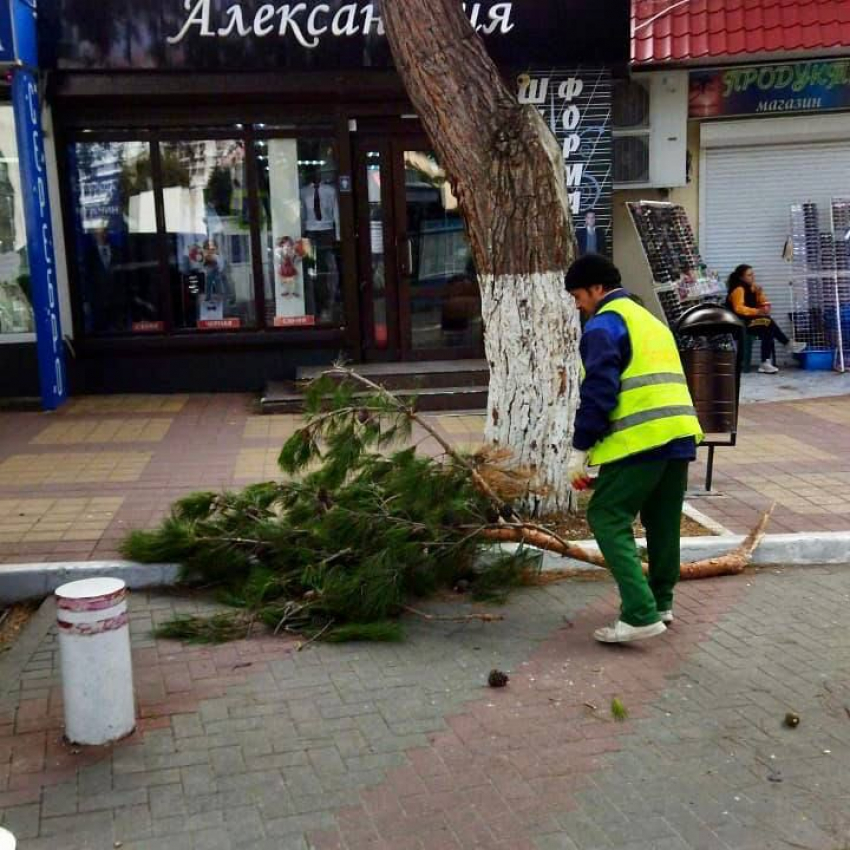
[483,505,775,581]
[381,0,581,514]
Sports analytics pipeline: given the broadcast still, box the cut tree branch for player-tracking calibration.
[486,505,776,581]
[402,606,505,624]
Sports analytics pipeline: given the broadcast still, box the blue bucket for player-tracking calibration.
[795,349,835,370]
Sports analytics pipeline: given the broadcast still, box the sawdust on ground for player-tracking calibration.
[542,501,713,543]
[0,602,37,653]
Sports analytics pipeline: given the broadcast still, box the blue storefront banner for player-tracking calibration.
[0,1,11,63]
[690,59,850,119]
[0,0,36,66]
[12,69,67,409]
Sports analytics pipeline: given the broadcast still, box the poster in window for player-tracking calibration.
[517,67,613,257]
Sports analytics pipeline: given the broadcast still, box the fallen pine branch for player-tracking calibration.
[486,504,776,582]
[297,619,335,651]
[678,503,774,579]
[481,525,606,567]
[402,605,505,623]
[323,364,512,512]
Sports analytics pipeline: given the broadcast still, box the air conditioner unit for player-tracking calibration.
[613,71,688,190]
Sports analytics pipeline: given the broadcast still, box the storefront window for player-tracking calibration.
[256,137,343,327]
[0,105,31,337]
[69,140,164,334]
[160,140,255,330]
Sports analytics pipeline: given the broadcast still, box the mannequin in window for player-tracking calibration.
[84,227,128,332]
[201,239,229,303]
[300,166,340,321]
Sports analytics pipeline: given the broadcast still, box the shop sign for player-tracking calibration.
[12,69,67,410]
[40,0,629,70]
[167,1,515,48]
[690,60,850,119]
[518,67,613,255]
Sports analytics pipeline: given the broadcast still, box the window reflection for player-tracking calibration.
[69,140,163,334]
[403,151,481,351]
[160,140,255,330]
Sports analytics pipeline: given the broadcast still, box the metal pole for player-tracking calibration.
[705,445,715,492]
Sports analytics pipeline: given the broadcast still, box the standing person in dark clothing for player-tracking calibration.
[725,264,805,373]
[84,227,127,333]
[565,255,703,644]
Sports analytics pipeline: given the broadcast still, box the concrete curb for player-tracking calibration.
[0,561,181,605]
[1,533,848,603]
[682,501,733,536]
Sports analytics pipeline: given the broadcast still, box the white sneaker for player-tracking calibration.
[758,361,779,374]
[593,619,667,644]
[659,610,673,625]
[789,341,807,354]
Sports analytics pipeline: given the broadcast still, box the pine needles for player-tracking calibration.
[152,613,254,644]
[611,697,629,722]
[124,369,534,644]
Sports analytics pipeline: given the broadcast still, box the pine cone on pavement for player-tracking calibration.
[488,669,509,688]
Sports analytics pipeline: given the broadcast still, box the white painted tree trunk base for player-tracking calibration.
[481,271,581,515]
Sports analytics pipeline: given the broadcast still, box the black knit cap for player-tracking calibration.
[564,254,622,291]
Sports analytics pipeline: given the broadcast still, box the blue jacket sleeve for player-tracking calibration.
[573,313,629,451]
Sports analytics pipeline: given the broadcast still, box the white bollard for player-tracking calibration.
[55,577,135,746]
[0,827,16,850]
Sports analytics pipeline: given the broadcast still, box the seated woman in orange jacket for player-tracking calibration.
[725,264,805,374]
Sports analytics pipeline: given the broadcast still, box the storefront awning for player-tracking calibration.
[633,0,850,66]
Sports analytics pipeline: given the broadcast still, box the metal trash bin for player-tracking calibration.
[675,304,746,491]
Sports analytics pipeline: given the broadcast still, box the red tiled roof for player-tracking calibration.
[632,0,850,65]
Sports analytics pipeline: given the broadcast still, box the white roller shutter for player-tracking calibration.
[700,139,850,347]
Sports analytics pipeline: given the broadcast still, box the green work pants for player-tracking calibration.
[586,459,689,627]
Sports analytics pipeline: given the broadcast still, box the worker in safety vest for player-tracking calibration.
[565,255,703,644]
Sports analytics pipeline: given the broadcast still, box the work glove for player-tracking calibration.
[568,449,592,491]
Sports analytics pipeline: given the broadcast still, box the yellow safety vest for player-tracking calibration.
[584,297,704,466]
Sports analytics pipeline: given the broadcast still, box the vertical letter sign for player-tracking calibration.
[12,68,67,409]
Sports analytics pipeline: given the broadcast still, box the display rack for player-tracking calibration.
[628,201,736,494]
[789,200,849,373]
[831,198,850,374]
[626,201,724,327]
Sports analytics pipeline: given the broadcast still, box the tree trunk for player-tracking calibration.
[381,0,581,514]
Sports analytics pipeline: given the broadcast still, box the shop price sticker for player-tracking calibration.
[198,318,242,330]
[274,315,317,328]
[131,321,165,333]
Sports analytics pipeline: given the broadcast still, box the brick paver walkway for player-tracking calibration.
[1,391,850,566]
[1,565,849,849]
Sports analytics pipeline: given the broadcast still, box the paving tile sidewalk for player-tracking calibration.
[1,388,850,566]
[1,565,849,849]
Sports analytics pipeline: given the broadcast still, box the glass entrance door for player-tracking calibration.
[355,135,483,361]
